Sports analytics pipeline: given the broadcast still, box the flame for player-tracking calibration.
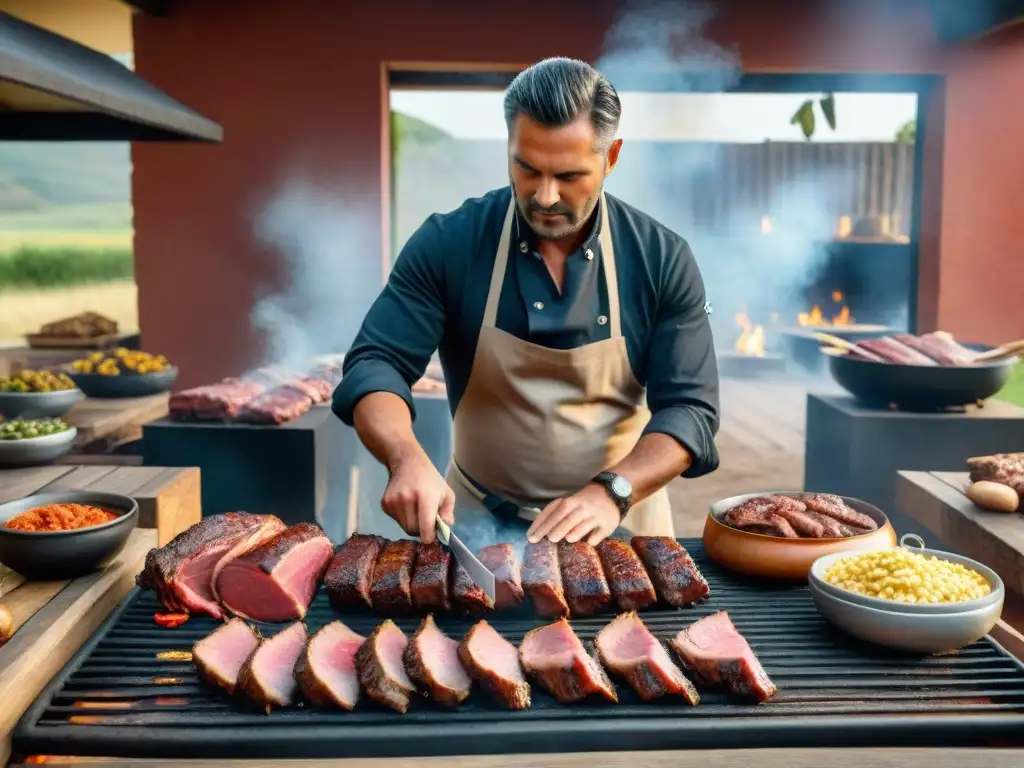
[832,290,844,303]
[734,310,766,357]
[798,292,853,327]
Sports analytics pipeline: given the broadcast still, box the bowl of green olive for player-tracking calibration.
[0,418,77,467]
[0,370,84,419]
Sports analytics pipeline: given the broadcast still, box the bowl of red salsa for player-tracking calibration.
[0,490,138,579]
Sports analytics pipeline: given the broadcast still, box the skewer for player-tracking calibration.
[812,333,887,363]
[974,339,1024,363]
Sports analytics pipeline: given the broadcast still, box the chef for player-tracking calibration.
[333,57,720,547]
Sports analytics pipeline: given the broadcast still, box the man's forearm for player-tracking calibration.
[603,433,692,503]
[352,391,427,472]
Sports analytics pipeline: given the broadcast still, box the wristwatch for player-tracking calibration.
[592,471,633,519]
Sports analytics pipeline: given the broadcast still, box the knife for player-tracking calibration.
[435,517,496,604]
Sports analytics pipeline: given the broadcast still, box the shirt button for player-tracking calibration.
[585,249,594,261]
[534,302,545,310]
[597,315,608,325]
[519,242,529,253]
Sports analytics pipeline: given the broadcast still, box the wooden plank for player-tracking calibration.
[895,471,1024,595]
[0,466,76,504]
[130,466,201,545]
[0,529,155,766]
[991,618,1024,662]
[40,465,120,491]
[65,394,169,451]
[3,579,69,633]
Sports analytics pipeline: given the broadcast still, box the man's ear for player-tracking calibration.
[605,138,623,177]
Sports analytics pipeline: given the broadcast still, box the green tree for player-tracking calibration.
[790,93,837,140]
[895,120,916,145]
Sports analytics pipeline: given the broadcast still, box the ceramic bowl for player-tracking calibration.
[0,427,77,467]
[69,366,178,398]
[809,534,1005,614]
[809,579,1003,654]
[0,490,138,579]
[0,388,84,419]
[702,490,898,581]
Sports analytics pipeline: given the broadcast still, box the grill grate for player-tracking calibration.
[14,540,1024,759]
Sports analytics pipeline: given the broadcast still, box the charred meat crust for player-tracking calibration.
[323,533,388,610]
[596,539,657,611]
[451,561,495,617]
[557,541,612,616]
[522,540,570,619]
[293,622,364,710]
[478,543,524,610]
[370,539,418,615]
[457,620,531,710]
[355,620,416,713]
[411,542,453,614]
[402,615,471,708]
[630,537,710,607]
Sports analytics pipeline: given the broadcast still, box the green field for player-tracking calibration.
[995,363,1024,408]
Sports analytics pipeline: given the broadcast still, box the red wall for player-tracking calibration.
[131,0,1021,388]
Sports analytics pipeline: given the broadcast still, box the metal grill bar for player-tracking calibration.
[13,540,1024,760]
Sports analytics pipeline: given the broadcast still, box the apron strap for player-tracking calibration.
[596,192,622,338]
[482,197,517,329]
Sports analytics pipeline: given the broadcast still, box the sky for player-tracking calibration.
[390,90,918,143]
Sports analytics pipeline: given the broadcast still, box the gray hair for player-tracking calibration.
[503,57,621,152]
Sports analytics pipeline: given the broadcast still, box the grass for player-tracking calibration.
[0,281,138,343]
[0,230,131,251]
[994,363,1024,408]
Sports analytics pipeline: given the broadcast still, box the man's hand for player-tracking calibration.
[381,451,455,544]
[526,483,620,546]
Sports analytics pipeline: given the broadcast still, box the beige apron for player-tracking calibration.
[445,192,674,537]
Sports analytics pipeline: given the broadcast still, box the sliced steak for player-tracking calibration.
[804,510,847,538]
[800,493,877,531]
[596,539,657,611]
[192,617,260,695]
[669,611,776,702]
[478,543,524,610]
[410,541,452,615]
[522,540,569,619]
[403,614,472,707]
[356,620,417,713]
[323,533,387,611]
[519,618,617,704]
[458,619,531,710]
[136,512,286,619]
[294,621,365,711]
[452,560,495,617]
[595,612,699,704]
[237,621,308,710]
[631,537,710,607]
[558,541,612,616]
[216,522,333,622]
[370,539,418,615]
[721,498,799,538]
[762,496,824,538]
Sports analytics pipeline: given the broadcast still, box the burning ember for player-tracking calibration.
[797,290,853,327]
[734,310,766,357]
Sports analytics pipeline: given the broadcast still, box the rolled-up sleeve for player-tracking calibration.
[332,219,447,426]
[641,240,721,478]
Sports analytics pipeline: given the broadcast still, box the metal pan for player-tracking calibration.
[826,344,1017,411]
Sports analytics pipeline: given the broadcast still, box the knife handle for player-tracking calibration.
[435,518,451,546]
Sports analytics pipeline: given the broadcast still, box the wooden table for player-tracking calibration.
[64,394,169,454]
[0,464,201,547]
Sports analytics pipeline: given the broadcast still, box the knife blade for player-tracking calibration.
[435,517,496,604]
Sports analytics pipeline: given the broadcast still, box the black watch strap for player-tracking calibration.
[594,471,632,519]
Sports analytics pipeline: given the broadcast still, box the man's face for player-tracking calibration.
[508,113,621,241]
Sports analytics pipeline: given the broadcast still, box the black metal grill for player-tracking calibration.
[14,540,1024,760]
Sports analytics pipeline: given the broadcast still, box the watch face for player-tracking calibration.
[610,475,632,498]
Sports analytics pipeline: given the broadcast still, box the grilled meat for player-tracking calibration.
[192,617,260,696]
[894,333,979,366]
[370,539,418,615]
[558,541,612,616]
[522,540,570,619]
[294,621,365,711]
[237,621,308,710]
[287,376,334,404]
[721,497,799,538]
[519,618,617,704]
[968,453,1024,496]
[478,543,524,610]
[323,533,387,611]
[356,620,417,713]
[800,493,877,531]
[452,560,495,617]
[403,614,472,707]
[411,541,452,615]
[595,612,699,704]
[804,510,847,538]
[631,537,710,607]
[216,523,333,622]
[669,611,776,702]
[235,385,314,425]
[856,337,937,366]
[169,380,267,421]
[136,512,286,619]
[458,620,531,710]
[596,539,657,611]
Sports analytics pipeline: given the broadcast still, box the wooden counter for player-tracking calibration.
[64,393,169,454]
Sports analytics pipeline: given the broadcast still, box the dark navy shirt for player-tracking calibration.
[333,186,721,478]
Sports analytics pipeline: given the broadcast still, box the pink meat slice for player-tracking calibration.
[294,621,365,710]
[669,611,777,703]
[356,620,417,713]
[595,612,699,704]
[458,620,531,710]
[216,522,334,622]
[478,543,524,610]
[519,619,617,704]
[237,621,308,710]
[403,614,472,707]
[192,617,260,695]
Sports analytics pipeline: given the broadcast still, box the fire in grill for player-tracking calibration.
[14,540,1024,760]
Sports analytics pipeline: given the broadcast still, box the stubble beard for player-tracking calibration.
[511,180,604,241]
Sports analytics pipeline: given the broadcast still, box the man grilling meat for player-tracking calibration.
[333,57,720,546]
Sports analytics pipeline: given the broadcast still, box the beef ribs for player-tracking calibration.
[136,512,286,619]
[800,493,877,531]
[519,618,617,704]
[356,620,417,713]
[478,543,524,610]
[596,539,658,611]
[323,533,387,611]
[669,611,776,702]
[237,621,308,710]
[370,539,418,615]
[216,522,333,622]
[286,376,334,404]
[458,620,531,710]
[721,497,799,538]
[168,379,266,421]
[410,541,452,615]
[234,385,313,425]
[402,614,472,707]
[595,612,699,704]
[192,617,260,696]
[522,540,569,618]
[294,621,365,711]
[558,541,612,616]
[856,337,938,366]
[452,560,495,617]
[631,537,710,607]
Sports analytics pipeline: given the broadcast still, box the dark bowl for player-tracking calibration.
[68,366,178,399]
[0,490,138,579]
[826,344,1016,411]
[0,387,84,419]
